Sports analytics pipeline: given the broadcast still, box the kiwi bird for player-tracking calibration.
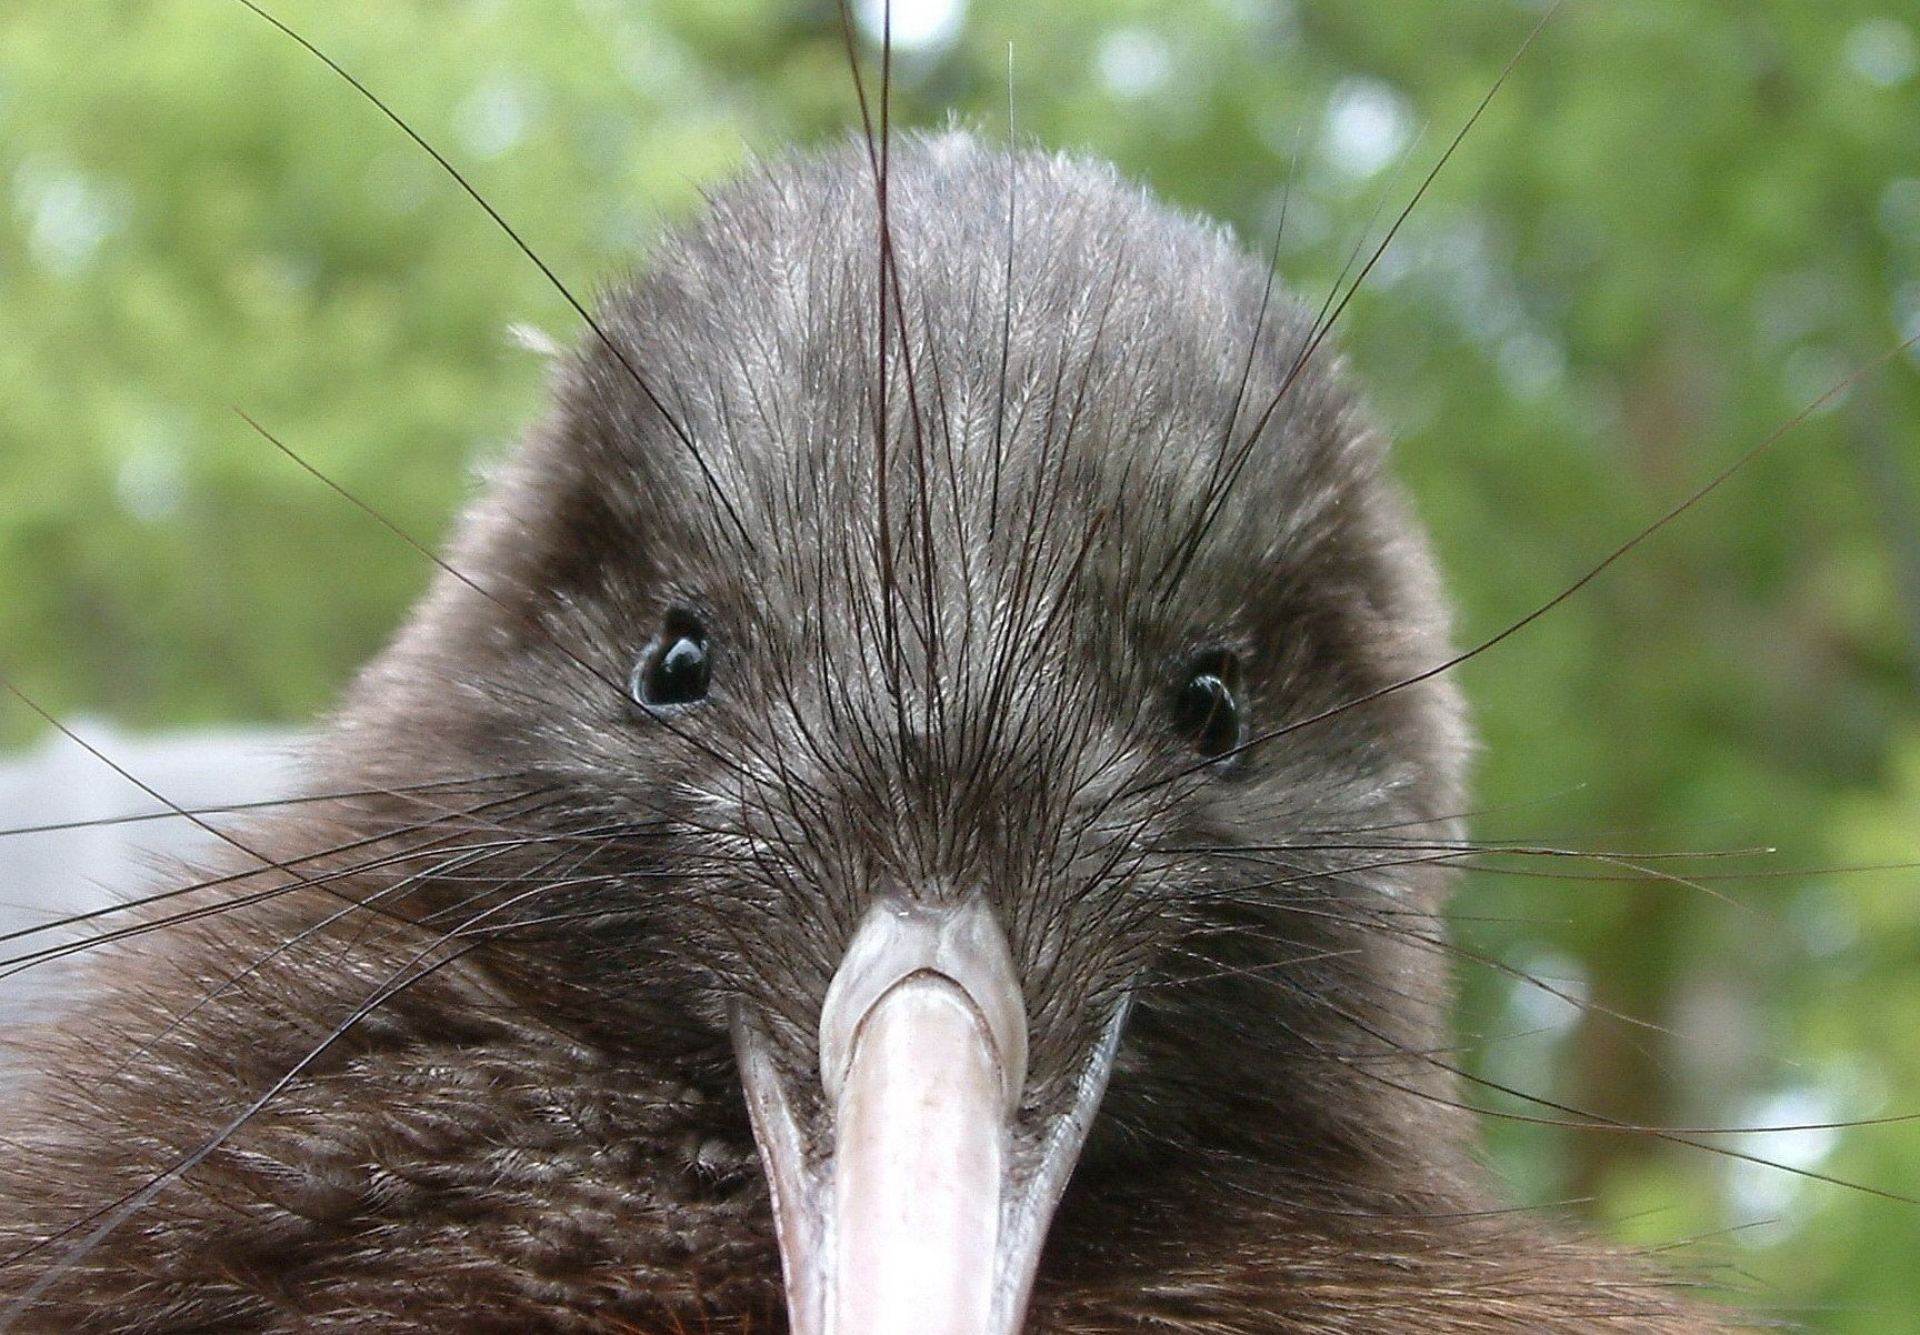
[0,132,1730,1333]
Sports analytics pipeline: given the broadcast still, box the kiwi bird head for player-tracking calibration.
[336,131,1471,1335]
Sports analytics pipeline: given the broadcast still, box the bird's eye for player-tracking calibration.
[631,609,711,709]
[1172,649,1243,760]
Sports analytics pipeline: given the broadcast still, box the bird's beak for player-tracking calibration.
[731,895,1123,1335]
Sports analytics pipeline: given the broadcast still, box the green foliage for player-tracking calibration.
[2,0,1918,1324]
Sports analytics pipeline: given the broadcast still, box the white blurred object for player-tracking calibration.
[0,722,305,1048]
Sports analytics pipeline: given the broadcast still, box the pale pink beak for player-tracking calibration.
[731,896,1123,1335]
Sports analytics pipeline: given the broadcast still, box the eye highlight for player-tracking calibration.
[1172,648,1244,760]
[630,608,711,710]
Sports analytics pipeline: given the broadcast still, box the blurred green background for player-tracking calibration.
[3,0,1919,1326]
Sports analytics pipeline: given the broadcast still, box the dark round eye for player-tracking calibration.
[1172,649,1243,760]
[630,609,710,709]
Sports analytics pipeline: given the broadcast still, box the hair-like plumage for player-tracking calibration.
[0,134,1730,1333]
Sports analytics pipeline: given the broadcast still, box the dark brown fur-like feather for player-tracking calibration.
[1,137,1734,1332]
